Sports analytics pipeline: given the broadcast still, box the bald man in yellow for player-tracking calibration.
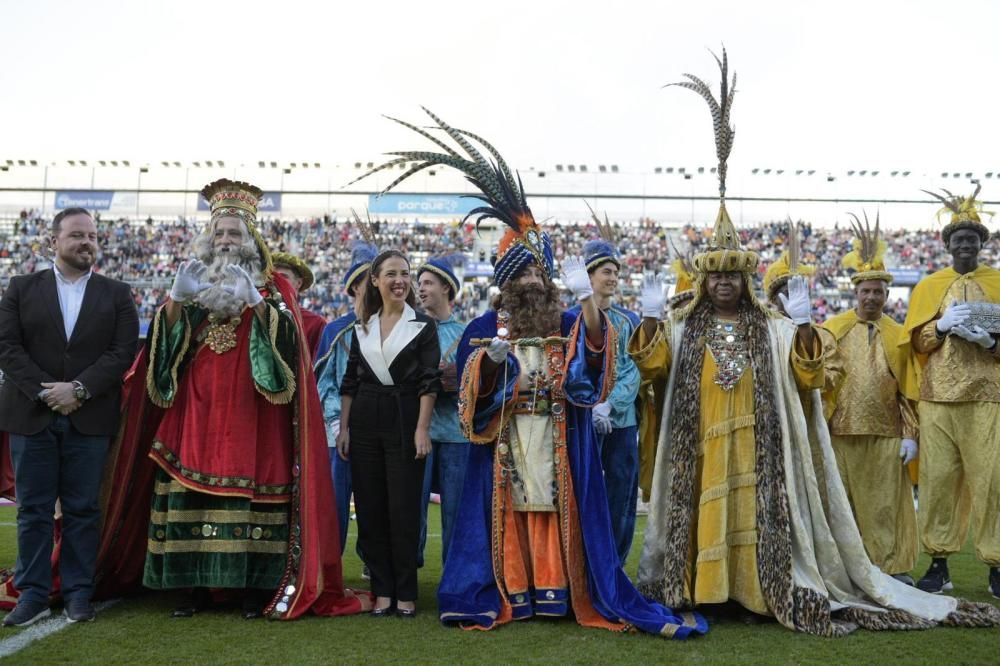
[900,186,1000,599]
[823,214,918,585]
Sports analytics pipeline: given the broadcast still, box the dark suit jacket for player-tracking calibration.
[0,269,139,436]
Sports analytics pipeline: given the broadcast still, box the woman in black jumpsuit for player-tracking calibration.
[338,250,440,617]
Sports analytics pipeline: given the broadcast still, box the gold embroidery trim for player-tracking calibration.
[146,539,286,555]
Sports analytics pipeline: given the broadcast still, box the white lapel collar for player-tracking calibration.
[382,303,426,370]
[356,313,394,386]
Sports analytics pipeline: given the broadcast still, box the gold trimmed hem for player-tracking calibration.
[150,447,292,501]
[150,509,288,526]
[146,538,287,555]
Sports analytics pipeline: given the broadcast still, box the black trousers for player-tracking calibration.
[9,415,109,604]
[350,386,425,601]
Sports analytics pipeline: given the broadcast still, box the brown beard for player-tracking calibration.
[492,279,562,339]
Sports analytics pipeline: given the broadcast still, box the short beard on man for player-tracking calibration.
[190,225,264,319]
[492,275,562,339]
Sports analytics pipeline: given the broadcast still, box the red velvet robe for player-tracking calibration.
[150,307,294,502]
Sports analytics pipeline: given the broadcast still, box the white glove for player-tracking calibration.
[169,259,211,303]
[951,323,995,349]
[560,255,594,302]
[485,337,511,364]
[640,273,667,319]
[592,402,613,435]
[899,438,918,465]
[222,264,264,307]
[936,300,971,334]
[779,276,812,325]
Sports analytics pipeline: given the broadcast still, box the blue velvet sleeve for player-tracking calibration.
[562,311,611,408]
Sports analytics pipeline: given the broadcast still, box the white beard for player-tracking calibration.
[194,251,263,319]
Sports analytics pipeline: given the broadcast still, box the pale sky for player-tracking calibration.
[2,0,998,178]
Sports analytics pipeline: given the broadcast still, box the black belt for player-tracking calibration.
[357,382,419,459]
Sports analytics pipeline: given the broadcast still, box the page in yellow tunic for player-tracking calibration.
[831,322,907,438]
[913,278,1000,402]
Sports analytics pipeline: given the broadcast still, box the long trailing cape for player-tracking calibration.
[635,315,1000,635]
[0,273,369,618]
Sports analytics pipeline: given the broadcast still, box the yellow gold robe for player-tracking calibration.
[630,319,822,613]
[823,311,918,574]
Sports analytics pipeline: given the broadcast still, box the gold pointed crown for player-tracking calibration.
[762,220,816,298]
[921,183,993,244]
[841,211,892,285]
[200,178,273,276]
[668,48,758,275]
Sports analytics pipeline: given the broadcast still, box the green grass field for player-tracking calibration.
[0,504,997,664]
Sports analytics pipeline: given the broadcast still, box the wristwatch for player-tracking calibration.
[72,381,91,401]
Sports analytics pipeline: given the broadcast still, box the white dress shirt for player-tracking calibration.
[54,264,93,341]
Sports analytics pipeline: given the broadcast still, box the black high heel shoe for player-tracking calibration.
[396,605,417,619]
[370,604,395,617]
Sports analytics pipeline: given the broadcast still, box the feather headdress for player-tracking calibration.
[668,236,696,309]
[349,107,552,287]
[670,48,758,275]
[343,208,380,292]
[581,201,621,271]
[920,184,993,243]
[841,211,892,285]
[762,220,817,299]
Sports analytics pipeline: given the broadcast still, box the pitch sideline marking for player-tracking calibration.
[0,599,120,658]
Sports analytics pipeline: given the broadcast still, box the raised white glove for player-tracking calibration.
[640,273,667,319]
[222,264,264,307]
[169,259,211,303]
[560,255,594,302]
[899,438,918,465]
[951,323,995,349]
[779,276,812,325]
[592,401,613,435]
[485,337,511,364]
[936,300,971,334]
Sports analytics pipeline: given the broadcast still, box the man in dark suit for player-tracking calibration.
[0,208,138,626]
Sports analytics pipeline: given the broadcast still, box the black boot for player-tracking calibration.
[171,587,211,618]
[916,558,952,594]
[989,567,1000,599]
[241,589,270,620]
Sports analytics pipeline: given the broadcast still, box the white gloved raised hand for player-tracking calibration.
[485,337,511,364]
[951,323,995,349]
[222,264,264,307]
[640,273,667,319]
[779,276,812,325]
[560,255,594,302]
[936,300,971,334]
[899,438,918,465]
[592,401,613,435]
[169,259,212,303]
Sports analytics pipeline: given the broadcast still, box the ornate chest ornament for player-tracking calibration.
[204,316,242,354]
[707,317,749,391]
